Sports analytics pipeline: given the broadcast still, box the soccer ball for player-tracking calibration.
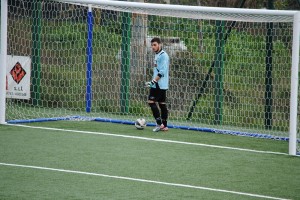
[135,118,146,130]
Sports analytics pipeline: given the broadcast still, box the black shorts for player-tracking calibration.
[148,88,167,103]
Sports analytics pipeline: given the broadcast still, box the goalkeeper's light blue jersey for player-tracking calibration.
[152,49,170,90]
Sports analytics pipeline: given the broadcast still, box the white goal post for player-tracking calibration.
[0,0,299,155]
[0,0,8,124]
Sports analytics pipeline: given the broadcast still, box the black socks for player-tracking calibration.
[149,103,162,125]
[149,102,168,127]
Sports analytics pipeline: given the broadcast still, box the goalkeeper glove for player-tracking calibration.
[145,79,157,88]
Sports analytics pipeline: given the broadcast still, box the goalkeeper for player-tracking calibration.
[145,37,170,132]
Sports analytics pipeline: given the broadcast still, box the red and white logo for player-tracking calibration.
[10,62,27,84]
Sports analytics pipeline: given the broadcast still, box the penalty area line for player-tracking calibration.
[0,162,291,200]
[6,123,288,156]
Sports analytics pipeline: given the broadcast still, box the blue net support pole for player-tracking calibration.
[86,5,94,113]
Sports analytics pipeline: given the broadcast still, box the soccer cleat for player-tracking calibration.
[152,125,161,132]
[160,124,169,131]
[160,126,169,131]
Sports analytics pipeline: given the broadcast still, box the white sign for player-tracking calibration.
[6,55,31,99]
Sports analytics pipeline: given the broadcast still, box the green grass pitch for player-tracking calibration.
[0,121,299,200]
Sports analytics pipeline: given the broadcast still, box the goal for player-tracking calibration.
[0,0,299,155]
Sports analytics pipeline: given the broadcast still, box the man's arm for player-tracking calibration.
[157,54,169,78]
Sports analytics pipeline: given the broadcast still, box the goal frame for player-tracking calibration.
[0,0,299,155]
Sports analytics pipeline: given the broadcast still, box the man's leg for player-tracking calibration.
[159,102,168,130]
[148,101,162,126]
[148,88,162,132]
[157,89,168,131]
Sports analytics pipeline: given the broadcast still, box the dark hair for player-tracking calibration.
[151,37,161,44]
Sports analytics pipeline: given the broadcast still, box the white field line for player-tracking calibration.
[0,162,291,200]
[5,123,289,156]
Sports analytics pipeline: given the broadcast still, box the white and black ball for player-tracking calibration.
[135,118,146,130]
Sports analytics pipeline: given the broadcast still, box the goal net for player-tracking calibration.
[1,0,299,154]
